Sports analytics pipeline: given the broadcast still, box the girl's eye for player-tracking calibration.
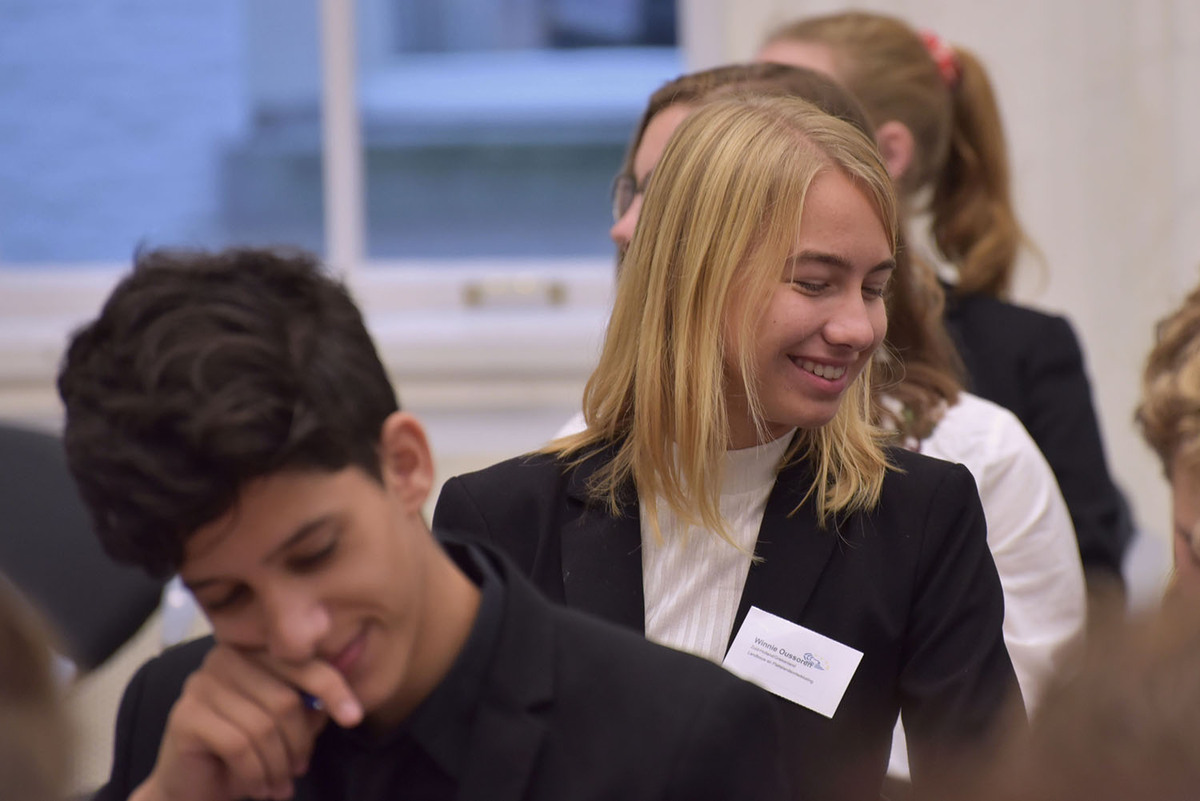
[792,280,827,294]
[864,284,889,299]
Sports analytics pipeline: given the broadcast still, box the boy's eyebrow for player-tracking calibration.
[787,250,897,274]
[183,516,333,594]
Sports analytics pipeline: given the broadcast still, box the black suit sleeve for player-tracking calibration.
[664,679,791,801]
[947,293,1131,581]
[900,464,1023,788]
[434,474,543,576]
[1019,314,1131,576]
[433,476,493,543]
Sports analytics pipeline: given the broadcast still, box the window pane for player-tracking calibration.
[0,0,324,266]
[360,0,682,259]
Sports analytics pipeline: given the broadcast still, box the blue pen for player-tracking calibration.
[299,691,324,711]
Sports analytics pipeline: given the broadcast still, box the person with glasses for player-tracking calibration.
[571,66,1083,782]
[607,63,866,261]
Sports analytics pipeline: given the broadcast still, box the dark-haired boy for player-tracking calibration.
[60,248,790,801]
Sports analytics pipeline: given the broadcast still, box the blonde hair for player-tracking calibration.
[554,95,897,543]
[621,63,960,447]
[765,11,1030,298]
[1137,282,1200,476]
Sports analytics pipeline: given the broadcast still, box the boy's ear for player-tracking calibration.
[874,120,916,182]
[378,411,435,511]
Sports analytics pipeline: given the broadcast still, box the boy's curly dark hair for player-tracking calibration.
[57,248,399,577]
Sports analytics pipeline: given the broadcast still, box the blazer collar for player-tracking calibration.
[729,449,837,649]
[456,551,557,801]
[561,442,646,634]
[560,438,840,644]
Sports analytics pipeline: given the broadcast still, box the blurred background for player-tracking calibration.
[0,0,1197,792]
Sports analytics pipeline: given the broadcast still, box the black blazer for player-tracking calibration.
[943,291,1133,579]
[94,543,791,801]
[434,445,1021,801]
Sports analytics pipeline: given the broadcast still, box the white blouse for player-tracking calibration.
[640,431,794,663]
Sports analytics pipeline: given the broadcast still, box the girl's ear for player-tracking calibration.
[874,120,916,182]
[378,411,435,512]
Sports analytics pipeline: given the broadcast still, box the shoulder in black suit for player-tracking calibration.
[434,443,1022,801]
[93,542,791,801]
[943,290,1133,578]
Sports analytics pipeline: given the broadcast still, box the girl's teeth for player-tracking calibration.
[801,360,846,379]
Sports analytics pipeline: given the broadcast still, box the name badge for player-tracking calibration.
[722,606,862,718]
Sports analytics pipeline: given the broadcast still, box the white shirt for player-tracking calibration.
[890,391,1086,778]
[639,432,794,663]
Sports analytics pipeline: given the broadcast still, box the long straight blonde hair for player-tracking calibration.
[553,95,898,543]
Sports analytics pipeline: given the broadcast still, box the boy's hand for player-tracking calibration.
[130,643,363,801]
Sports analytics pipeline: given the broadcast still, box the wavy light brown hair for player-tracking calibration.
[1137,282,1200,476]
[764,10,1031,298]
[556,95,898,543]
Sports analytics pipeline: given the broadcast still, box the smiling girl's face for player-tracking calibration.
[616,102,893,448]
[724,167,893,448]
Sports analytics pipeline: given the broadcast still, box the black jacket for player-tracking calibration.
[944,290,1133,579]
[434,445,1021,801]
[94,542,792,801]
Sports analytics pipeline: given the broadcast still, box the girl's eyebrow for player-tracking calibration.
[786,250,897,274]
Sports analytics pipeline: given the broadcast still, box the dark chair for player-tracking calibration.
[0,422,164,672]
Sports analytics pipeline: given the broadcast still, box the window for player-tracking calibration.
[0,0,683,434]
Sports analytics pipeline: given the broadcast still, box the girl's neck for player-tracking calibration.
[726,423,796,452]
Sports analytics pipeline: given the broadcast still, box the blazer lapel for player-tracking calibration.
[729,454,837,649]
[559,445,646,634]
[457,560,557,801]
[456,706,546,801]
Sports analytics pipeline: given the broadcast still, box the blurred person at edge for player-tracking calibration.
[1137,280,1200,600]
[930,600,1200,801]
[0,574,72,801]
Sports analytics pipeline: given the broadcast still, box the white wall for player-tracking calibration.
[683,0,1200,562]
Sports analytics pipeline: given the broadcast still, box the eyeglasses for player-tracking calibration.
[610,169,654,224]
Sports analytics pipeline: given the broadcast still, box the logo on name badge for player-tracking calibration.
[801,652,826,671]
[724,607,863,718]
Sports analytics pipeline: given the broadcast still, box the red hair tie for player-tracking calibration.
[919,30,962,89]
